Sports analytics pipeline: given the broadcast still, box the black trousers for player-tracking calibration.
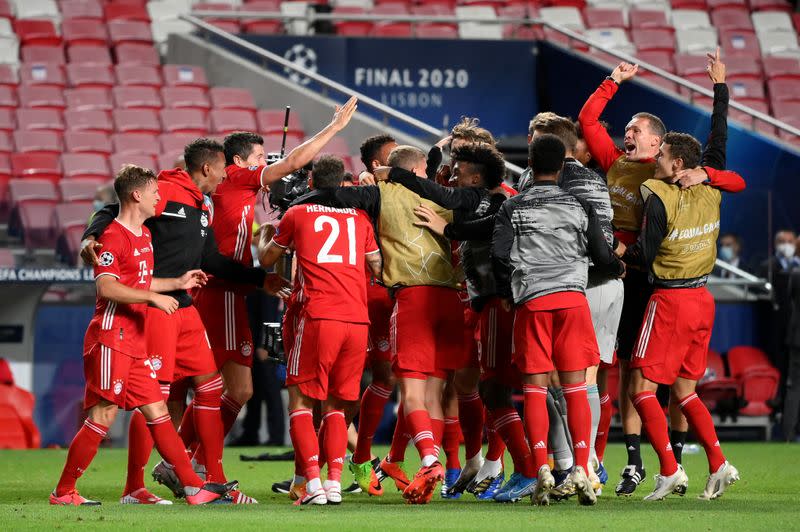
[782,347,800,441]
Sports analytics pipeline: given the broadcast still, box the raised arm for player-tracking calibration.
[702,48,728,170]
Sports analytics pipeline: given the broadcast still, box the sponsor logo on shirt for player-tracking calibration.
[99,251,114,266]
[133,249,140,256]
[248,165,259,171]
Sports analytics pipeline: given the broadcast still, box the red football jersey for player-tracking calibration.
[211,164,266,267]
[273,204,379,324]
[84,220,154,358]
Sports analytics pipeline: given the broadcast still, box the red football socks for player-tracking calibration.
[679,393,726,473]
[353,384,392,464]
[406,409,437,460]
[192,376,226,482]
[457,392,484,460]
[443,417,462,469]
[562,382,592,473]
[492,407,535,477]
[633,391,678,476]
[430,416,445,458]
[595,393,612,462]
[485,409,506,462]
[387,404,410,463]
[56,419,108,497]
[147,413,204,489]
[124,411,153,495]
[523,384,549,472]
[289,408,320,482]
[321,410,347,482]
[220,393,243,435]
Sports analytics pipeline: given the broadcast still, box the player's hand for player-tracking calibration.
[500,298,513,312]
[176,269,208,290]
[706,47,726,84]
[435,135,452,150]
[671,167,708,189]
[151,293,179,315]
[255,347,270,362]
[413,205,448,236]
[257,223,277,248]
[617,259,627,279]
[610,62,638,84]
[372,166,391,182]
[330,96,358,132]
[614,241,627,257]
[80,237,102,266]
[435,164,452,186]
[263,272,291,296]
[359,171,376,185]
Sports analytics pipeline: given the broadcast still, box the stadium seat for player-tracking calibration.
[0,65,17,88]
[720,29,762,58]
[332,6,373,36]
[104,2,150,22]
[455,6,503,40]
[415,23,459,38]
[15,19,61,47]
[256,108,305,136]
[111,132,159,156]
[0,85,16,109]
[632,28,675,51]
[281,1,311,36]
[19,63,66,88]
[758,32,800,58]
[0,38,19,66]
[0,248,14,267]
[108,20,153,46]
[710,7,754,31]
[696,349,739,414]
[10,153,62,181]
[63,130,112,155]
[61,153,109,180]
[0,0,12,22]
[161,87,211,110]
[8,177,59,204]
[676,27,719,54]
[54,201,93,233]
[671,9,712,29]
[240,0,283,35]
[752,11,795,34]
[726,56,763,78]
[11,198,58,247]
[320,136,351,157]
[158,153,182,171]
[629,9,670,29]
[109,153,155,173]
[16,108,64,132]
[194,2,239,32]
[584,7,626,29]
[371,21,413,37]
[209,87,257,112]
[67,44,113,65]
[64,88,114,111]
[762,56,800,79]
[768,78,800,103]
[60,0,103,22]
[115,43,160,65]
[159,109,209,135]
[21,44,66,65]
[263,132,301,152]
[0,109,14,131]
[112,86,163,110]
[163,65,209,89]
[159,133,197,157]
[113,108,161,135]
[727,78,767,102]
[210,109,256,135]
[13,130,63,155]
[62,19,109,47]
[749,0,793,11]
[539,7,586,30]
[65,64,114,89]
[114,64,163,88]
[64,109,113,134]
[18,86,65,110]
[585,28,635,53]
[59,177,105,202]
[0,130,11,153]
[726,346,780,416]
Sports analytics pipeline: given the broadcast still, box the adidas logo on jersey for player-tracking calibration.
[534,440,547,449]
[575,441,587,449]
[133,249,140,256]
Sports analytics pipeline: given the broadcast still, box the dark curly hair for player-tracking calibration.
[662,132,701,169]
[451,144,506,189]
[359,134,396,171]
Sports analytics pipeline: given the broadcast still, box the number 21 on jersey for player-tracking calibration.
[315,215,357,265]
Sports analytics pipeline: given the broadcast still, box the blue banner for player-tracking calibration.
[238,35,538,137]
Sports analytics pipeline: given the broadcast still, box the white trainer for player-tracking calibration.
[699,461,739,500]
[643,465,689,501]
[323,480,342,505]
[532,465,556,506]
[571,466,598,506]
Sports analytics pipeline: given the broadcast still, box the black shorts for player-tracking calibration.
[616,268,653,362]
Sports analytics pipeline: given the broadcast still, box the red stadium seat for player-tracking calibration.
[13,130,63,156]
[60,0,103,21]
[21,45,65,65]
[763,56,800,80]
[19,63,66,88]
[0,65,17,88]
[210,109,257,134]
[333,7,373,36]
[720,29,762,58]
[111,132,159,156]
[54,202,94,232]
[114,64,163,88]
[194,2,238,30]
[163,65,209,90]
[0,86,16,109]
[0,153,9,219]
[696,349,739,412]
[65,88,113,112]
[0,130,11,153]
[64,109,113,134]
[748,0,793,12]
[263,132,301,152]
[103,2,149,22]
[710,7,754,31]
[157,153,182,171]
[18,86,65,110]
[320,136,351,157]
[115,43,160,66]
[412,3,456,16]
[726,56,763,78]
[728,100,775,135]
[112,86,163,110]
[415,23,459,38]
[16,109,64,132]
[61,153,110,180]
[209,87,257,112]
[11,199,59,248]
[707,0,747,8]
[66,64,114,89]
[371,22,413,37]
[671,0,708,9]
[159,133,196,157]
[113,109,161,135]
[67,44,113,65]
[62,19,109,47]
[59,177,106,202]
[11,154,62,182]
[769,79,800,104]
[64,130,112,155]
[726,346,780,416]
[108,20,153,46]
[256,108,305,136]
[632,28,676,52]
[584,7,626,29]
[772,101,800,122]
[0,0,12,22]
[161,87,211,111]
[9,178,59,203]
[109,153,156,173]
[0,109,14,132]
[240,1,283,35]
[159,109,209,136]
[0,248,14,267]
[629,9,670,29]
[15,19,61,47]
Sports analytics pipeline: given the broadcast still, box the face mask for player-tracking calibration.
[718,245,735,262]
[777,242,796,259]
[93,200,104,212]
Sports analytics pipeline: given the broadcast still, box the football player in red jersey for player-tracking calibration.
[50,166,227,507]
[260,156,382,505]
[182,99,358,466]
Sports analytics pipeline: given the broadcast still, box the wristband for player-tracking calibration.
[605,76,620,85]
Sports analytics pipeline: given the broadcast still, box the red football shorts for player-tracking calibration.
[478,298,519,387]
[390,286,465,379]
[83,343,162,410]
[194,285,254,369]
[282,301,301,356]
[146,305,217,382]
[463,301,480,369]
[367,283,393,364]
[630,287,715,385]
[512,297,600,375]
[286,315,368,401]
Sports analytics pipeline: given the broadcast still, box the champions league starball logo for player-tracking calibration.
[283,44,317,86]
[98,251,114,267]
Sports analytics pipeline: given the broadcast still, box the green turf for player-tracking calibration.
[0,442,794,530]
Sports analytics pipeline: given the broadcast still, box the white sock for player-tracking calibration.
[466,452,484,468]
[306,477,322,493]
[421,454,438,467]
[323,480,341,490]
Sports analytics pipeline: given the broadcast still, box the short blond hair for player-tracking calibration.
[451,116,496,147]
[387,145,427,171]
[114,164,156,204]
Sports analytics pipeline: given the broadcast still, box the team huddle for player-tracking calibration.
[51,56,743,508]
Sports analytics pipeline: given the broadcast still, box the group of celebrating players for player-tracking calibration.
[50,51,743,508]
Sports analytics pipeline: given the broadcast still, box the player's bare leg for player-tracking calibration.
[400,376,443,504]
[220,359,253,432]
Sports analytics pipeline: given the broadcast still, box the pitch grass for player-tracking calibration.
[0,442,796,531]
